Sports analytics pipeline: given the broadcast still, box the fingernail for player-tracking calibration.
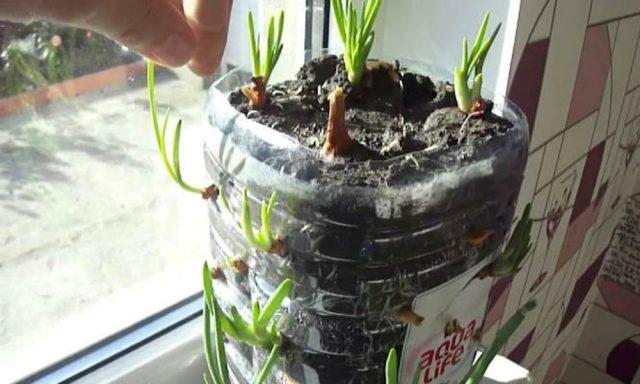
[188,60,216,77]
[188,45,225,77]
[153,34,193,67]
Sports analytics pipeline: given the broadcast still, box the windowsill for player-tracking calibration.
[64,309,531,384]
[72,303,206,384]
[23,294,200,384]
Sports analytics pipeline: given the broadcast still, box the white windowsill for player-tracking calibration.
[73,315,531,384]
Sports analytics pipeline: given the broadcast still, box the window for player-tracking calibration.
[0,2,310,382]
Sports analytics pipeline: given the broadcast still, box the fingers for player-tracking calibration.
[12,0,231,76]
[186,29,228,76]
[111,0,196,68]
[183,0,232,76]
[22,0,197,68]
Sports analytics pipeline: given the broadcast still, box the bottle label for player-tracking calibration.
[398,260,493,384]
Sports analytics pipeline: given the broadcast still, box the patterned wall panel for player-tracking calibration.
[482,0,640,382]
[571,195,640,383]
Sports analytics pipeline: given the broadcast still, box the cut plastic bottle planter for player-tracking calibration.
[202,49,529,383]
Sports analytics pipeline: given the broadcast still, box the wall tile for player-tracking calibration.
[509,39,550,134]
[594,204,621,257]
[557,251,606,334]
[602,139,624,191]
[590,0,640,25]
[504,2,640,381]
[573,304,640,374]
[598,277,640,327]
[609,21,620,48]
[530,0,555,42]
[542,351,567,384]
[561,260,595,335]
[591,282,608,307]
[561,355,624,384]
[500,249,538,327]
[484,275,515,332]
[627,91,639,123]
[531,0,590,149]
[566,25,612,127]
[607,16,640,137]
[526,159,586,302]
[629,38,640,91]
[509,328,536,364]
[545,251,579,315]
[537,135,563,190]
[572,142,606,220]
[548,313,587,360]
[504,283,550,358]
[517,148,545,212]
[481,318,500,346]
[591,195,640,335]
[597,133,619,190]
[615,92,633,136]
[515,186,551,305]
[541,294,565,333]
[524,323,555,367]
[631,91,640,123]
[576,225,596,276]
[509,0,555,85]
[592,72,614,148]
[556,113,598,174]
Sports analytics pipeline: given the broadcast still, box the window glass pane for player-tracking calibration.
[0,24,208,382]
[0,1,306,381]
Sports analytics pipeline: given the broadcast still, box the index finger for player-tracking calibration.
[182,0,232,76]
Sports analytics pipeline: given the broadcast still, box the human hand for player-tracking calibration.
[6,0,232,77]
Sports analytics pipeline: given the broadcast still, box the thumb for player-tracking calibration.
[106,0,196,67]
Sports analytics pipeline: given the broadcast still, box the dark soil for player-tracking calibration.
[228,55,513,187]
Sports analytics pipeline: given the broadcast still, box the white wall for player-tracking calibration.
[329,0,520,95]
[223,0,306,75]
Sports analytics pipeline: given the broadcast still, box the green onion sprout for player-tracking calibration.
[203,262,291,383]
[204,261,292,350]
[147,61,218,199]
[331,0,383,85]
[384,348,421,384]
[203,262,231,384]
[492,203,532,277]
[241,187,281,254]
[385,348,398,384]
[454,13,501,113]
[461,300,537,384]
[242,10,285,109]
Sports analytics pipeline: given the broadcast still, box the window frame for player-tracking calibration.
[13,3,321,382]
[17,294,201,384]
